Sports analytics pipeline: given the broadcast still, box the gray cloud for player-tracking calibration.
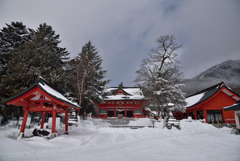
[1,0,239,87]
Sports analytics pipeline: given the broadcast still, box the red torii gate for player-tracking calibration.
[6,76,80,140]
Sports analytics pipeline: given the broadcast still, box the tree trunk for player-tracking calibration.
[77,62,89,116]
[162,116,167,128]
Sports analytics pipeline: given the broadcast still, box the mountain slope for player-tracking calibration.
[192,59,240,83]
[181,59,240,96]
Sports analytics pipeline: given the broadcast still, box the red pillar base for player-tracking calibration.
[17,133,24,140]
[64,131,69,135]
[51,110,56,134]
[20,110,29,134]
[48,133,56,139]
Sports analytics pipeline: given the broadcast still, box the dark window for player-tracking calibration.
[197,111,204,119]
[108,110,114,117]
[189,112,195,119]
[126,110,133,117]
[183,113,187,119]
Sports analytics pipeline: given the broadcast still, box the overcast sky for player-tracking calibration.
[0,0,239,87]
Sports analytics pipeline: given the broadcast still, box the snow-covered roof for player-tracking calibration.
[6,76,80,109]
[185,81,240,108]
[144,107,151,111]
[38,82,80,108]
[104,87,145,101]
[185,93,205,108]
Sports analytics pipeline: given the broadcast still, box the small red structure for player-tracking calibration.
[6,76,80,139]
[174,82,240,124]
[98,84,147,119]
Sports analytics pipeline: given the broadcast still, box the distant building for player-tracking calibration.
[98,84,147,119]
[174,82,240,124]
[223,100,240,129]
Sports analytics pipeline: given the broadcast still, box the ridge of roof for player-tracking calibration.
[186,81,240,108]
[37,83,80,109]
[111,87,132,96]
[186,81,224,98]
[35,76,63,95]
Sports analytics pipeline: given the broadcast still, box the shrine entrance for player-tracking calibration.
[116,109,125,118]
[126,109,133,118]
[6,76,80,140]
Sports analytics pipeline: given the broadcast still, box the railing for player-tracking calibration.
[109,125,153,129]
[182,118,206,123]
[224,119,235,124]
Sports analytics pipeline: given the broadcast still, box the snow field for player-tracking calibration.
[0,118,239,161]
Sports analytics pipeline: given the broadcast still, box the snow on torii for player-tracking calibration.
[6,76,81,140]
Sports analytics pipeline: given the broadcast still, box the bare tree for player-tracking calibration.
[135,35,186,128]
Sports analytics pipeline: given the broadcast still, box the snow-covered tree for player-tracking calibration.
[135,35,186,127]
[0,23,69,99]
[66,41,110,116]
[0,22,32,77]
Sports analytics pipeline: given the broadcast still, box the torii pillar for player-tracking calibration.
[17,104,29,140]
[65,107,69,135]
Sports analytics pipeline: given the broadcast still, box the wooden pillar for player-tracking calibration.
[186,110,189,118]
[51,109,56,134]
[65,108,69,135]
[124,109,126,118]
[40,112,45,129]
[20,109,29,134]
[194,109,197,120]
[204,110,208,123]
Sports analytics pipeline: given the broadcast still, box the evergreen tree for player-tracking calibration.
[67,41,110,116]
[0,22,32,77]
[0,23,69,116]
[64,58,80,103]
[135,35,186,128]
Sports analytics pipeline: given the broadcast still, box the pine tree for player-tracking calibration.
[0,22,31,77]
[66,41,110,116]
[135,35,186,127]
[0,23,69,107]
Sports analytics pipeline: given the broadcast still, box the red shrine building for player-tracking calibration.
[174,82,240,124]
[6,76,80,139]
[98,85,147,119]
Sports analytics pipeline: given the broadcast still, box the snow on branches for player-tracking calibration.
[135,35,186,119]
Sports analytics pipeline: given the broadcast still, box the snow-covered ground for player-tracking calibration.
[0,118,239,161]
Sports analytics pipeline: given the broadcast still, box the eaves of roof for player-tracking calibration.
[186,82,240,109]
[5,77,80,110]
[223,100,240,111]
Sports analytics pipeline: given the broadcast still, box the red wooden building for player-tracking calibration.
[6,76,80,139]
[98,85,147,119]
[174,82,240,124]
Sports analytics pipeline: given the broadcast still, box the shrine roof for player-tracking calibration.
[185,81,240,108]
[223,100,240,111]
[103,87,145,101]
[6,76,80,110]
